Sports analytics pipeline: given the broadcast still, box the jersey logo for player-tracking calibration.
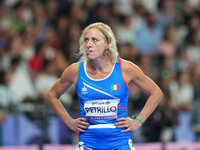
[111,84,120,91]
[81,86,88,94]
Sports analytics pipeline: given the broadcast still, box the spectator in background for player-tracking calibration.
[146,72,178,142]
[8,56,37,104]
[169,70,195,141]
[135,11,163,55]
[32,3,48,44]
[175,48,190,72]
[0,70,11,142]
[116,15,136,45]
[29,42,46,76]
[191,98,200,141]
[191,62,200,100]
[64,23,82,64]
[131,2,146,30]
[185,31,200,66]
[9,1,27,35]
[157,0,176,28]
[45,27,68,74]
[187,15,200,34]
[169,71,194,112]
[35,59,58,100]
[20,27,35,62]
[35,59,73,106]
[142,94,177,142]
[157,25,177,58]
[0,70,13,109]
[45,0,59,27]
[139,0,158,12]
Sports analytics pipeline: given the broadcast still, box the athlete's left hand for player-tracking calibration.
[115,117,142,133]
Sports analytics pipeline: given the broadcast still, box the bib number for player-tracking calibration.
[84,99,119,120]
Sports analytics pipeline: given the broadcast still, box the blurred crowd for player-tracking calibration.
[0,0,200,145]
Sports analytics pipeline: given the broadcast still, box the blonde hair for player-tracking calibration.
[79,22,119,62]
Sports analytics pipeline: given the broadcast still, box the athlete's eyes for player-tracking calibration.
[84,37,98,43]
[92,38,98,42]
[84,38,89,42]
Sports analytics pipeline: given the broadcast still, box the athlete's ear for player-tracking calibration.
[104,48,110,56]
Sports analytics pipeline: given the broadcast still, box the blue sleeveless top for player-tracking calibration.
[76,57,132,149]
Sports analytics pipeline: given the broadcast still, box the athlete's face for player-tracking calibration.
[84,28,108,60]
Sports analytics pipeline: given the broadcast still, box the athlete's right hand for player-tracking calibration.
[67,117,89,133]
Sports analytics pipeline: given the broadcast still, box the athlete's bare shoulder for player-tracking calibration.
[68,62,79,72]
[61,62,80,84]
[120,58,140,72]
[120,58,145,84]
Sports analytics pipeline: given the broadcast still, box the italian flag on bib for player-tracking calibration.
[111,84,120,91]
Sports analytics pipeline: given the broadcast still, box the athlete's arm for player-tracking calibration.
[116,59,163,132]
[46,63,88,132]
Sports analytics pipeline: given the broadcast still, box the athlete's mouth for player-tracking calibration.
[86,50,93,54]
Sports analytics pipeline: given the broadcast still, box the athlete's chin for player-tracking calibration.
[86,55,96,60]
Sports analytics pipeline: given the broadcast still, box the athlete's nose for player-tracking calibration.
[86,39,92,49]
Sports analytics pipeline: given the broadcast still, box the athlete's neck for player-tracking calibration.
[87,57,113,72]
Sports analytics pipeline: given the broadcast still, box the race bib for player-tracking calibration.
[84,99,119,120]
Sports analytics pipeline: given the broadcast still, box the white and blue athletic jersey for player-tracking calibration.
[76,57,133,150]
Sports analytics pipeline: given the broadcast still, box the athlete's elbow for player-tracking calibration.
[46,90,56,103]
[155,88,163,102]
[46,91,51,102]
